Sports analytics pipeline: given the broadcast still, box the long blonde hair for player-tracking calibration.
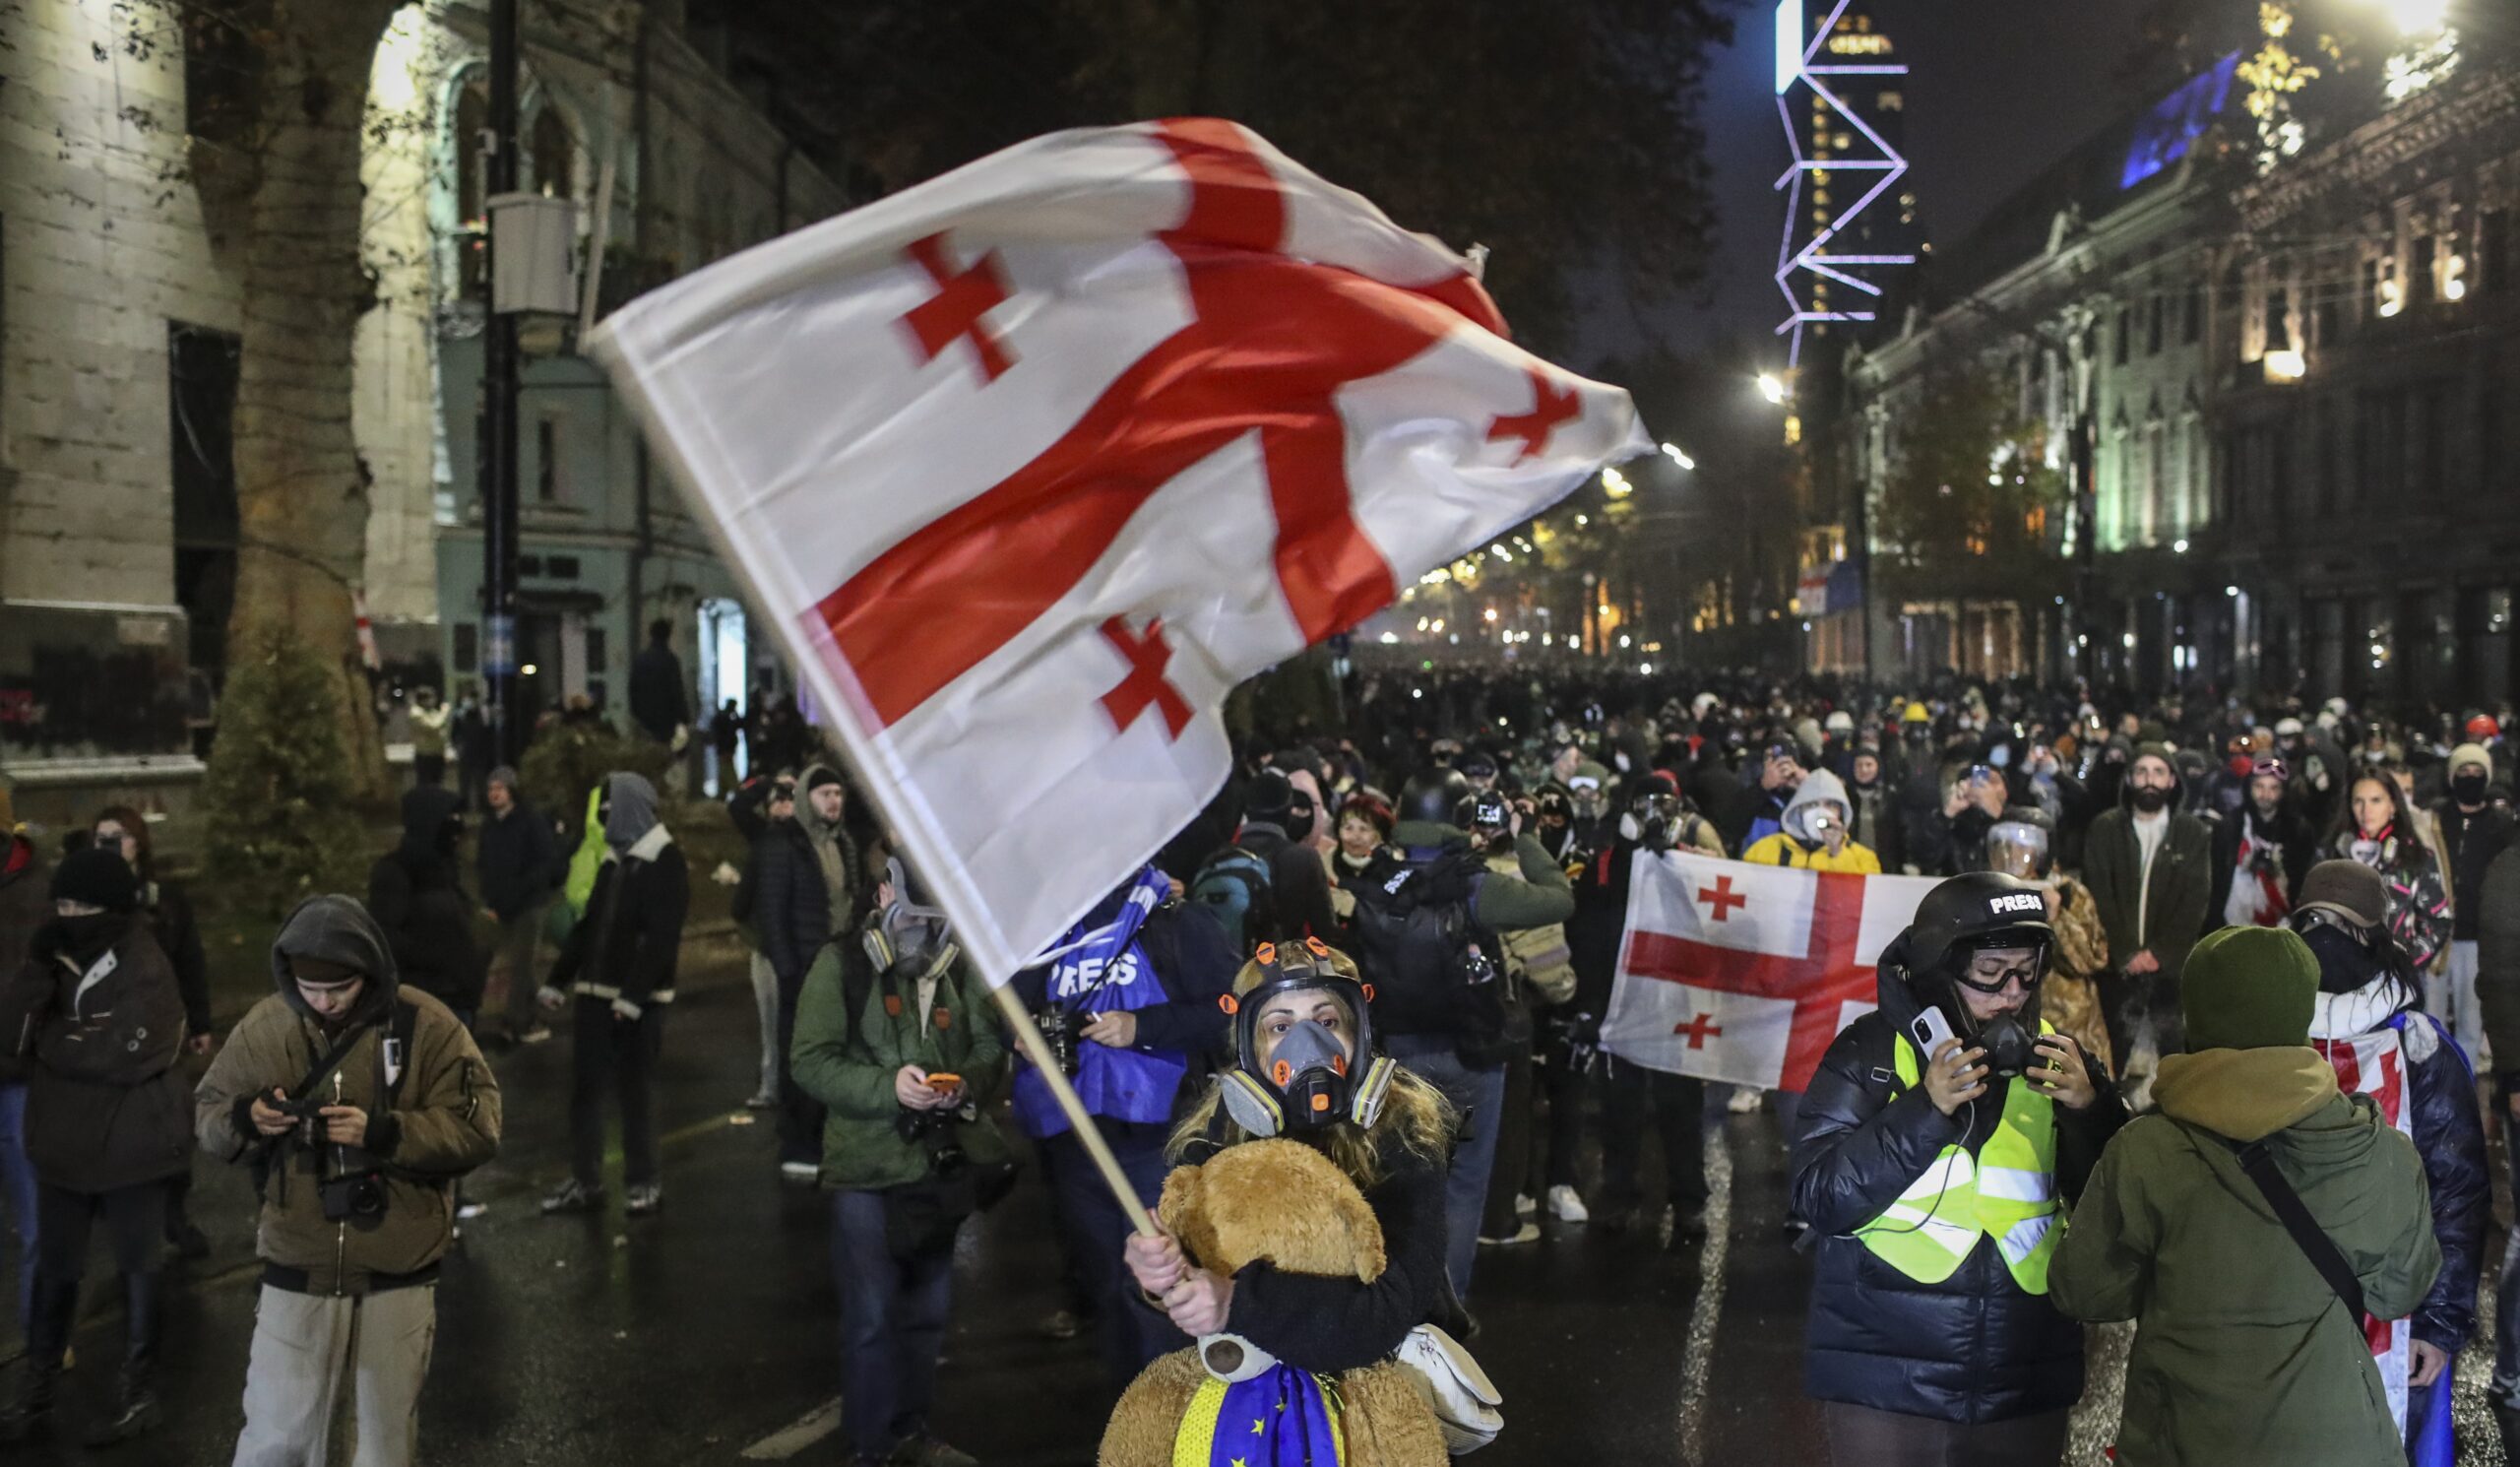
[1166,946,1455,1189]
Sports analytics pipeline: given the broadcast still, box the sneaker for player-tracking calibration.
[744,1092,779,1111]
[1038,1308,1087,1342]
[457,1200,491,1221]
[779,1161,821,1184]
[1515,1192,1538,1217]
[1477,1222,1542,1246]
[624,1183,663,1216]
[1727,1086,1765,1115]
[889,1435,978,1467]
[1545,1184,1590,1224]
[539,1180,603,1215]
[516,1023,554,1046]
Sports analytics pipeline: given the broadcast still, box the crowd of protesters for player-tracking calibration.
[3,649,2517,1465]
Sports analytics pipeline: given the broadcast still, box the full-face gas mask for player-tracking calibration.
[1218,939,1396,1136]
[1626,791,1681,853]
[862,857,956,978]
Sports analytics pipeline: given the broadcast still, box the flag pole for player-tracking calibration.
[988,986,1161,1237]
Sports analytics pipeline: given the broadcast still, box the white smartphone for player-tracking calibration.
[1907,1005,1956,1057]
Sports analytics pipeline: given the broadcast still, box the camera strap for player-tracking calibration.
[289,995,421,1109]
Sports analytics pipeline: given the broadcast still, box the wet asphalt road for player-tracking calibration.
[2,958,2511,1466]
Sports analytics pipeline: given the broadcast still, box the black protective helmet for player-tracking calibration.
[1904,871,2055,983]
[1398,770,1470,827]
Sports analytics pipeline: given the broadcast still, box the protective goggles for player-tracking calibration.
[1948,936,2048,994]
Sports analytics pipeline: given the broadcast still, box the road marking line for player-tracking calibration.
[1677,1133,1733,1467]
[741,1396,844,1460]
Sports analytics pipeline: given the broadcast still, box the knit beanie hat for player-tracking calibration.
[51,847,139,913]
[2450,743,2494,779]
[486,765,522,795]
[2181,925,2318,1051]
[2297,859,2387,929]
[804,766,846,796]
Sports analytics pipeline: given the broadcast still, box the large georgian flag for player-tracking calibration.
[590,118,1647,982]
[1601,853,1940,1091]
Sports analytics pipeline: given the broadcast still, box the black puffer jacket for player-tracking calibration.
[746,818,832,981]
[1791,934,2126,1424]
[368,787,486,1011]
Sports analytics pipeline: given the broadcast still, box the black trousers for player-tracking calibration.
[1530,1037,1588,1194]
[1480,1047,1537,1237]
[1599,1059,1708,1211]
[570,998,664,1188]
[1821,1402,2068,1467]
[36,1180,168,1281]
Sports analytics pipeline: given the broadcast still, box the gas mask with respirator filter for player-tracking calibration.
[1217,938,1396,1137]
[861,857,957,978]
[1902,872,2057,1079]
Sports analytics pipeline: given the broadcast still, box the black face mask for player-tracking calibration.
[48,912,123,964]
[2129,785,2171,813]
[2300,919,2385,994]
[1977,1013,2039,1078]
[2453,772,2489,805]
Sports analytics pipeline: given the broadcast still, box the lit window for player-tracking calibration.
[1833,133,1853,150]
[1878,92,1904,111]
[1813,188,1831,206]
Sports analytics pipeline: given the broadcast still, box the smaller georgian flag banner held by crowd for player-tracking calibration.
[1601,853,1941,1092]
[591,117,1647,982]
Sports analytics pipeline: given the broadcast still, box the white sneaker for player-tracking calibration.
[780,1161,821,1184]
[1727,1086,1765,1115]
[1515,1192,1538,1217]
[1546,1184,1590,1224]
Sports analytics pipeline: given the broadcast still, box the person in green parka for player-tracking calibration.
[2051,924,2441,1467]
[789,855,1007,1467]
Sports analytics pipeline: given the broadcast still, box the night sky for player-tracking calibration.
[1616,0,2164,357]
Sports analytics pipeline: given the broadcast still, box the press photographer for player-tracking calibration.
[196,894,502,1467]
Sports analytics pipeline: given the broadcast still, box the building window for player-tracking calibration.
[2363,256,2385,321]
[454,623,479,673]
[2145,423,2167,542]
[452,77,490,302]
[585,627,608,680]
[2183,285,2203,344]
[2486,209,2510,294]
[2412,234,2437,306]
[530,108,575,200]
[2115,307,2132,365]
[182,10,258,146]
[2148,294,2166,355]
[536,416,562,502]
[1877,92,1903,111]
[546,555,581,580]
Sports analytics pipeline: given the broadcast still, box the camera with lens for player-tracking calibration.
[1033,1004,1083,1077]
[893,1105,969,1174]
[318,1173,387,1223]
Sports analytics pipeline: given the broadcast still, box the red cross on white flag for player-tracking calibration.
[1600,853,1942,1091]
[590,118,1648,982]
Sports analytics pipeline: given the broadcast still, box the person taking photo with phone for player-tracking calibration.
[1744,770,1881,873]
[1791,872,2127,1466]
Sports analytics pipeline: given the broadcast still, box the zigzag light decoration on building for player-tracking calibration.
[1774,0,1915,366]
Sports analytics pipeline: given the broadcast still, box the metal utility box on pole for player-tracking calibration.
[477,0,523,765]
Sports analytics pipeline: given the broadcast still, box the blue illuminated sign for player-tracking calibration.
[2121,51,2241,189]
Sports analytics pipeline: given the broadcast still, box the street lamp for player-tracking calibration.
[2384,0,2450,34]
[1660,442,1696,471]
[1757,372,1790,406]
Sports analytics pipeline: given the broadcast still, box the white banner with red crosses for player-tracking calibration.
[1602,852,1939,1091]
[591,118,1647,982]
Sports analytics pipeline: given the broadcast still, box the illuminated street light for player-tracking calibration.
[2264,349,2305,382]
[1602,467,1634,499]
[1757,372,1790,406]
[2384,0,2450,34]
[1660,442,1696,470]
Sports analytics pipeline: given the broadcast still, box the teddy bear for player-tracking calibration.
[1099,1138,1452,1467]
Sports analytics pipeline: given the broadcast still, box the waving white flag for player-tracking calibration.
[592,117,1647,981]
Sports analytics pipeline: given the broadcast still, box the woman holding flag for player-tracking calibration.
[1123,941,1463,1386]
[1791,871,2123,1466]
[1009,865,1237,1388]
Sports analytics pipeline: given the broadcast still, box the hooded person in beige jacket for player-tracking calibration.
[196,894,500,1467]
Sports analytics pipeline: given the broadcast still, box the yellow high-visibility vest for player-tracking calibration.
[1854,1022,2061,1293]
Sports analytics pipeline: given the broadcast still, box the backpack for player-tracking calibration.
[1347,858,1513,1063]
[1188,848,1274,954]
